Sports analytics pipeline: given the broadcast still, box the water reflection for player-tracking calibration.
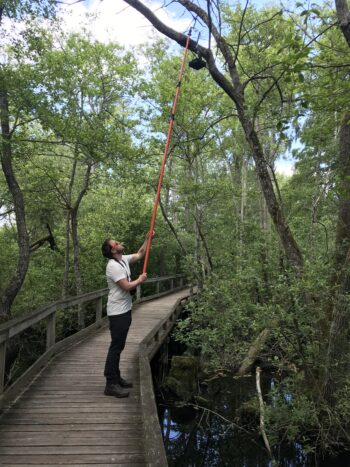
[156,375,313,467]
[152,338,350,467]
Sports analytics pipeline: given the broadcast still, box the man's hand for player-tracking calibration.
[130,232,156,265]
[138,273,147,284]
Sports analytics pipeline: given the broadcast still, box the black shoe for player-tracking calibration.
[118,377,133,388]
[104,383,129,398]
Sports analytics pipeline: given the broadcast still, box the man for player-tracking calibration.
[101,232,154,398]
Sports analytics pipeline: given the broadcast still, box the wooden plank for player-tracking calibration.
[0,423,141,436]
[0,435,142,446]
[0,454,146,464]
[0,465,146,467]
[1,465,146,467]
[0,415,142,424]
[0,429,141,437]
[0,446,144,455]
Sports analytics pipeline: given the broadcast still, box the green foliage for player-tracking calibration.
[265,375,319,450]
[0,226,18,295]
[175,268,271,371]
[11,248,62,316]
[0,0,57,20]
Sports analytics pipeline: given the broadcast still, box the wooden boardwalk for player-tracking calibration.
[0,289,190,466]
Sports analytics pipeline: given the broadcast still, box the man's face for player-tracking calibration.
[110,240,124,255]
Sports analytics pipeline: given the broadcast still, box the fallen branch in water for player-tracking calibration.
[237,328,271,375]
[256,366,274,461]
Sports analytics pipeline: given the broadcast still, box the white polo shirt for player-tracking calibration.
[106,255,133,316]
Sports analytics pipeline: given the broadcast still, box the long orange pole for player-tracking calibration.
[143,29,192,274]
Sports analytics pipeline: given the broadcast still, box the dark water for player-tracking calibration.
[156,374,313,467]
[152,343,350,467]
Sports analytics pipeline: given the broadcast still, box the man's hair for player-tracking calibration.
[102,239,113,259]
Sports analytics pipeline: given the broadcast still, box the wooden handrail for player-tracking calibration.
[138,292,196,466]
[0,274,186,396]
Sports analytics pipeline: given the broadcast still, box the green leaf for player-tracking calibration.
[310,8,321,16]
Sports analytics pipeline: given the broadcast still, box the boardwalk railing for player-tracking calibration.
[139,293,195,466]
[0,274,186,406]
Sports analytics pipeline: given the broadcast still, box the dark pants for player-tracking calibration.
[104,310,132,385]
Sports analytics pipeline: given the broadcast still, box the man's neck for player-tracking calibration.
[113,253,122,261]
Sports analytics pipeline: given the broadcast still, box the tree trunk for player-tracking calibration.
[335,0,350,47]
[239,155,248,263]
[322,2,350,400]
[71,207,83,297]
[225,152,239,225]
[0,76,30,319]
[333,112,350,277]
[62,155,78,299]
[70,207,84,327]
[159,196,187,255]
[193,211,213,272]
[260,193,270,302]
[237,328,271,376]
[62,211,71,298]
[323,113,350,401]
[323,249,350,401]
[71,163,92,327]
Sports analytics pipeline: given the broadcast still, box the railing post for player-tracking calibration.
[136,284,141,301]
[0,340,6,395]
[156,280,160,295]
[95,297,102,322]
[78,305,85,329]
[170,278,174,290]
[46,313,56,350]
[180,276,184,287]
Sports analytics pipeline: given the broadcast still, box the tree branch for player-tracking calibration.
[158,196,187,255]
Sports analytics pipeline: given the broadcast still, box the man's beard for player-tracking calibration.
[116,244,125,254]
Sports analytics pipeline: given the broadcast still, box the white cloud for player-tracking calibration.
[59,0,191,47]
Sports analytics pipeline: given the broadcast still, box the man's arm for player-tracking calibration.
[129,231,155,264]
[117,273,147,291]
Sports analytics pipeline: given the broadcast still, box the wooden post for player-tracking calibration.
[170,278,174,290]
[180,277,184,287]
[156,281,160,295]
[95,297,102,322]
[136,285,141,301]
[0,341,6,395]
[78,306,85,330]
[46,313,56,350]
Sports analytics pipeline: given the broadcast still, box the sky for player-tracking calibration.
[59,0,294,175]
[61,0,282,46]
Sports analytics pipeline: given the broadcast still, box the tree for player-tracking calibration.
[123,0,304,271]
[322,0,350,402]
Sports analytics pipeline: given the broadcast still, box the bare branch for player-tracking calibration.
[233,0,249,65]
[158,196,187,255]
